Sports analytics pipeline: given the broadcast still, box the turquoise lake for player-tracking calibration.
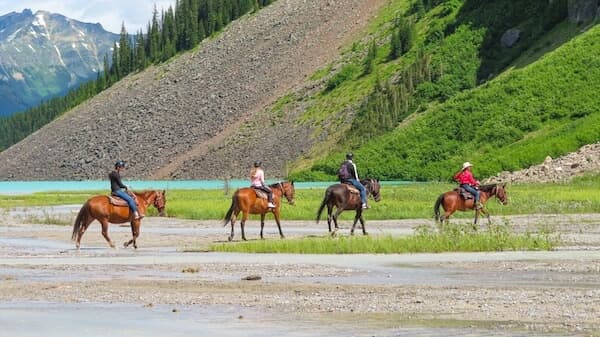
[0,180,409,194]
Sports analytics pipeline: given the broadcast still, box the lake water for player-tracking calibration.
[0,180,409,194]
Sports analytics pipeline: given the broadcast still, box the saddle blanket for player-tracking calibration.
[108,194,139,207]
[252,187,268,200]
[454,187,474,200]
[342,183,360,195]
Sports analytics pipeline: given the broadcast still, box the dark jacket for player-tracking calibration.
[109,170,127,192]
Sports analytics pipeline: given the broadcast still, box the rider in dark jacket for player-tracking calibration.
[339,153,368,209]
[109,160,142,219]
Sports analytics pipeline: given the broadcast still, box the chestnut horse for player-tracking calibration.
[316,178,381,236]
[71,190,166,249]
[434,183,508,225]
[223,181,295,241]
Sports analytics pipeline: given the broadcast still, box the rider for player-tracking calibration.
[250,160,276,208]
[453,161,482,209]
[109,160,143,220]
[338,153,368,209]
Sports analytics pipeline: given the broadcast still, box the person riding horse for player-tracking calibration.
[109,160,143,220]
[250,160,276,209]
[338,153,368,209]
[453,161,482,210]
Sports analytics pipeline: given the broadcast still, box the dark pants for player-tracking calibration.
[460,184,480,203]
[254,185,273,203]
[346,179,367,204]
[114,189,138,213]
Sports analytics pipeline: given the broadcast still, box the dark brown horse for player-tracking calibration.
[223,181,295,241]
[71,190,166,249]
[316,178,381,236]
[434,183,508,225]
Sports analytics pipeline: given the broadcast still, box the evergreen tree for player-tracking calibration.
[363,41,377,76]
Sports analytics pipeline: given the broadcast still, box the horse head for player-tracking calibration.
[153,190,167,216]
[494,184,508,205]
[281,181,295,205]
[363,178,382,202]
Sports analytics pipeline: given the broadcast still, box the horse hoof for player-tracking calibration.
[363,232,369,236]
[280,235,285,239]
[228,236,233,242]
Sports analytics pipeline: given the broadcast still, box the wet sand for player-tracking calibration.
[1,206,600,336]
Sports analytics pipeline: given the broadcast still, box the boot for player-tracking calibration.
[362,203,369,209]
[475,202,483,210]
[133,211,144,220]
[267,201,276,208]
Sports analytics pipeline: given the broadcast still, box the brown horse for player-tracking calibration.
[223,181,295,241]
[71,190,166,249]
[434,183,508,225]
[316,178,381,236]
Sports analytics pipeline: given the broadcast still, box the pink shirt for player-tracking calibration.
[251,168,265,187]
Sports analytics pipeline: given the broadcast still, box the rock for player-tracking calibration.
[501,28,521,48]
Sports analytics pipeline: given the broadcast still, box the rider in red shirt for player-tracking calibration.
[453,162,482,209]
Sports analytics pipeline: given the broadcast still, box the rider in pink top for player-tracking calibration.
[250,161,276,208]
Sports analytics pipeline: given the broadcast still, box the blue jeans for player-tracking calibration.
[114,189,138,213]
[460,184,480,203]
[347,179,367,204]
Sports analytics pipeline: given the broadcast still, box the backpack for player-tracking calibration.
[338,162,352,180]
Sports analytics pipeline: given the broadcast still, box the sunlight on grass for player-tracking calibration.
[209,222,557,254]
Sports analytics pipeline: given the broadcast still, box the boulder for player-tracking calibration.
[501,28,521,48]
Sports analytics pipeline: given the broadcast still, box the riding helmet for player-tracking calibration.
[346,153,353,160]
[254,160,262,167]
[115,160,126,168]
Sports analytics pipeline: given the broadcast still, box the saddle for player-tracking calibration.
[342,182,360,195]
[108,193,139,207]
[454,187,474,200]
[251,187,268,200]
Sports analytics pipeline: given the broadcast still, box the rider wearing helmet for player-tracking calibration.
[250,160,276,208]
[453,161,482,209]
[109,160,143,219]
[339,153,368,209]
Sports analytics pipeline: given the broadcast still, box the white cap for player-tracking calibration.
[462,162,473,170]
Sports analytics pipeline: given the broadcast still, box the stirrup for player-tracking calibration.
[362,203,369,209]
[267,202,276,208]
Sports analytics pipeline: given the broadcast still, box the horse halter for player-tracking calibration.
[278,182,295,205]
[493,185,508,205]
[366,179,381,202]
[153,191,166,214]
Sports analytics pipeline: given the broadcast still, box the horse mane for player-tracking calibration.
[478,184,498,192]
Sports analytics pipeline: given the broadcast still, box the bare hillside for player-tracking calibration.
[0,0,384,180]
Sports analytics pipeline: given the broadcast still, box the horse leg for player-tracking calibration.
[241,212,248,241]
[331,208,344,237]
[99,219,115,248]
[273,209,285,239]
[359,212,368,236]
[350,210,361,236]
[260,213,266,240]
[75,216,95,250]
[124,220,141,249]
[228,211,238,242]
[326,205,334,233]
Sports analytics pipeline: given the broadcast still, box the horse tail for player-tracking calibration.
[315,188,331,223]
[223,193,237,226]
[434,193,444,221]
[72,201,90,241]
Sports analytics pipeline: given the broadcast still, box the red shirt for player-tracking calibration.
[454,169,479,186]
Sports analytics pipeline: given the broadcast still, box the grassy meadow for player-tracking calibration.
[210,222,556,254]
[2,175,599,221]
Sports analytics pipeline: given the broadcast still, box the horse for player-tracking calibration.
[71,190,166,249]
[316,178,381,236]
[434,183,508,226]
[223,181,295,241]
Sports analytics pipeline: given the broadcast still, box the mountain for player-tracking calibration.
[0,9,118,116]
[0,0,598,182]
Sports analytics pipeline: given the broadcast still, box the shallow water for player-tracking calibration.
[0,302,575,337]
